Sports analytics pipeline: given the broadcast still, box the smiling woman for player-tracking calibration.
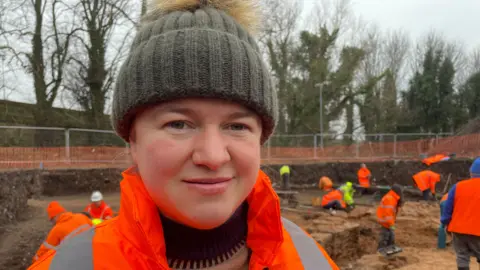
[27,0,338,269]
[130,99,263,230]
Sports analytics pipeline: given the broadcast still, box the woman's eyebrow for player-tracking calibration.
[227,111,256,120]
[153,105,196,116]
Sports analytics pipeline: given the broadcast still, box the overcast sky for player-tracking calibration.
[303,0,480,50]
[3,0,480,106]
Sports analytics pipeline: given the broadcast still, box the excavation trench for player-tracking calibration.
[283,201,443,270]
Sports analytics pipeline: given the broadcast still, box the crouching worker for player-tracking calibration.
[339,182,355,210]
[84,190,113,225]
[319,176,334,191]
[32,201,92,263]
[28,1,338,269]
[441,157,480,270]
[377,184,404,256]
[322,188,347,214]
[412,169,441,201]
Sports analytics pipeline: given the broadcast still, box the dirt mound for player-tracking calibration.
[283,199,458,269]
[354,247,477,270]
[41,168,122,196]
[282,206,378,264]
[0,200,50,269]
[263,160,471,191]
[0,170,42,226]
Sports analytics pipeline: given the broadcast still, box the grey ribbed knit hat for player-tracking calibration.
[111,0,277,143]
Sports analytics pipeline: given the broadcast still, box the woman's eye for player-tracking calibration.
[228,123,248,131]
[166,121,187,129]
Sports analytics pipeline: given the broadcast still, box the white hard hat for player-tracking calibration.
[90,191,103,202]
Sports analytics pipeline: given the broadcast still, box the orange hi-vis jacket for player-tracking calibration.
[321,189,346,208]
[32,212,92,263]
[448,178,480,236]
[376,190,400,228]
[422,154,449,166]
[29,168,339,270]
[84,201,113,220]
[441,193,448,202]
[413,170,441,193]
[357,168,371,188]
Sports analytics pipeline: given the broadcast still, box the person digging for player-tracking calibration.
[376,184,404,257]
[441,157,480,270]
[339,181,356,212]
[321,188,348,215]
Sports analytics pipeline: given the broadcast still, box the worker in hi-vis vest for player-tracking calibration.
[279,165,291,190]
[33,202,92,263]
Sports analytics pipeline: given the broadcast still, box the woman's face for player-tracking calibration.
[130,98,262,229]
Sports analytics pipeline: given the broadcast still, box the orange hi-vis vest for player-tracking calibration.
[32,212,92,263]
[376,190,400,228]
[413,170,440,193]
[84,201,113,220]
[357,168,371,188]
[441,193,448,203]
[29,168,339,270]
[448,178,480,236]
[321,189,346,208]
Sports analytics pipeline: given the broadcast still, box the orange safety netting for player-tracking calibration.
[1,134,479,169]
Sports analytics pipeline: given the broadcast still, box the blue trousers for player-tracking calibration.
[323,200,343,210]
[423,190,432,201]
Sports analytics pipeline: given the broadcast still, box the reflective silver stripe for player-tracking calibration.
[377,216,394,222]
[282,217,332,270]
[42,241,57,250]
[49,228,95,270]
[379,205,395,209]
[61,224,92,244]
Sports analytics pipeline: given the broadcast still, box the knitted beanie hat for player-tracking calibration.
[111,0,277,143]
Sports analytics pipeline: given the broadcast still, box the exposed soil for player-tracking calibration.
[263,159,472,190]
[0,191,476,270]
[0,193,120,270]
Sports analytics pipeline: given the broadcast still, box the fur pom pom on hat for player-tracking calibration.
[111,0,277,143]
[144,0,261,34]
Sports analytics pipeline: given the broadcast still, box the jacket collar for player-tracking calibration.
[117,167,284,268]
[387,190,400,200]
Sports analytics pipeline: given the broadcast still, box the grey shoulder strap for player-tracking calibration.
[282,217,333,270]
[49,228,95,270]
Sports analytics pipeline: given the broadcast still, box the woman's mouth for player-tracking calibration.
[182,178,233,195]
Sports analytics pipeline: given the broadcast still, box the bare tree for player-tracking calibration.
[468,46,480,74]
[409,30,447,73]
[260,0,302,133]
[382,29,410,85]
[64,0,137,134]
[141,0,147,17]
[310,0,352,35]
[0,0,79,145]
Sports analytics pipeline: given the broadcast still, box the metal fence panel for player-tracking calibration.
[0,125,465,168]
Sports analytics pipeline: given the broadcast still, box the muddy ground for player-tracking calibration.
[0,193,120,269]
[1,191,477,270]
